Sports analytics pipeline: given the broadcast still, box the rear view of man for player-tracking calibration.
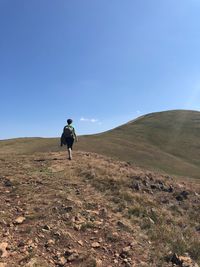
[61,119,78,160]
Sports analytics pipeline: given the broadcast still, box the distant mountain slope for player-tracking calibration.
[1,110,200,179]
[78,110,200,178]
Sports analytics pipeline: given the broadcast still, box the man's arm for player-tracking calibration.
[73,128,78,142]
[60,133,64,146]
[60,127,65,146]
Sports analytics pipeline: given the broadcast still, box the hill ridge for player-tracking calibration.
[1,110,200,179]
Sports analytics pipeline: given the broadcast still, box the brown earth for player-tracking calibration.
[0,151,199,267]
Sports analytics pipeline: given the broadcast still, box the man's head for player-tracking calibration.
[67,119,73,125]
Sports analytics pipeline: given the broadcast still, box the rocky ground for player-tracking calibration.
[0,151,199,267]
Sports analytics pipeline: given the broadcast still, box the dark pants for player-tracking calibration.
[65,137,74,149]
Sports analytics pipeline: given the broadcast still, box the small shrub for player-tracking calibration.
[80,222,95,232]
[105,231,121,242]
[128,206,147,218]
[188,239,200,262]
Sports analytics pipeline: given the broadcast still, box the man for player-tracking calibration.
[61,119,78,160]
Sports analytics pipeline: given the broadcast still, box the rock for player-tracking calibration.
[15,216,26,224]
[117,220,132,231]
[131,175,141,181]
[18,240,25,247]
[176,195,184,201]
[180,191,189,199]
[130,241,137,248]
[120,246,132,258]
[38,233,45,239]
[95,259,103,266]
[4,179,12,187]
[73,215,85,224]
[161,198,170,204]
[157,180,164,185]
[179,255,199,267]
[87,258,103,267]
[34,159,46,162]
[45,239,55,247]
[142,180,149,186]
[148,217,155,225]
[54,231,61,238]
[58,257,67,265]
[42,225,51,231]
[62,213,70,221]
[94,220,103,227]
[170,254,181,265]
[91,242,100,248]
[34,238,39,244]
[170,253,199,267]
[74,224,81,231]
[78,240,83,246]
[0,263,7,267]
[122,246,131,253]
[63,206,73,212]
[0,243,8,258]
[15,207,23,212]
[167,185,174,193]
[123,260,132,267]
[64,249,77,257]
[150,184,159,190]
[75,189,81,195]
[67,253,79,262]
[196,225,200,232]
[176,191,189,201]
[131,182,140,191]
[24,257,49,267]
[2,230,9,238]
[144,188,153,194]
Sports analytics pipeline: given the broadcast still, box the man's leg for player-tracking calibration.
[68,148,72,160]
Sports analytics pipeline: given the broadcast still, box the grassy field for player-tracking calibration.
[1,110,200,179]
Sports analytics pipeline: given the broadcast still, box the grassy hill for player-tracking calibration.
[78,110,200,179]
[1,110,200,179]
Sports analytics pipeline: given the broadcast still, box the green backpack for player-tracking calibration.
[63,125,74,138]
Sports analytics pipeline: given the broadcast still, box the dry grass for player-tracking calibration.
[1,110,200,180]
[76,152,200,265]
[0,151,199,266]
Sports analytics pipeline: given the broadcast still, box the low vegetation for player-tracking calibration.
[0,151,199,266]
[1,110,200,179]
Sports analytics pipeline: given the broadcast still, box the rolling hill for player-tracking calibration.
[1,110,200,179]
[0,110,200,266]
[78,110,200,179]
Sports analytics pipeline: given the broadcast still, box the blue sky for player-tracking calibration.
[1,0,200,139]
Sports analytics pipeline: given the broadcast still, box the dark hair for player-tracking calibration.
[67,119,73,125]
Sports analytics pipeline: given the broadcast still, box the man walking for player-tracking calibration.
[61,119,78,160]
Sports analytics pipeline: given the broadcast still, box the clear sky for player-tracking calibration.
[1,0,200,139]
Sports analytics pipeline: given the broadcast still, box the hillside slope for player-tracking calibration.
[78,110,200,178]
[0,151,199,266]
[1,110,200,179]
